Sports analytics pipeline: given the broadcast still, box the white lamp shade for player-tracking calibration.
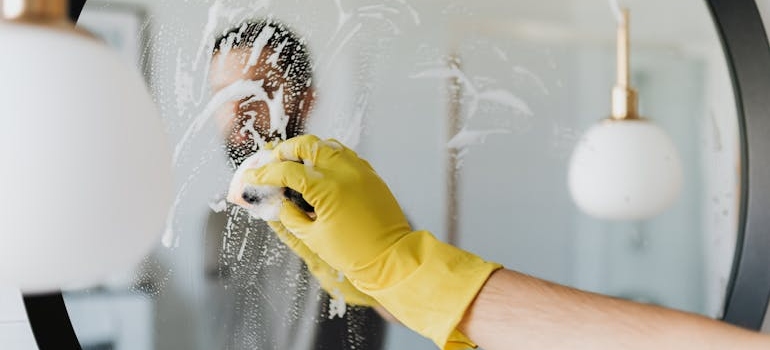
[568,120,683,221]
[0,23,172,292]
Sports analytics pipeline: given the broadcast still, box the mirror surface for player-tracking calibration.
[64,0,741,349]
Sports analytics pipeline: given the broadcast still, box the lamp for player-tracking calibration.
[0,0,172,292]
[567,8,683,221]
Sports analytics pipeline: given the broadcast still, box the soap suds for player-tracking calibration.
[209,198,228,213]
[492,46,509,61]
[328,287,347,319]
[609,0,624,24]
[237,229,250,261]
[477,89,533,116]
[266,84,290,139]
[173,79,276,164]
[226,150,285,222]
[513,65,550,95]
[175,49,195,115]
[413,64,533,158]
[244,25,277,73]
[447,128,512,150]
[265,38,288,67]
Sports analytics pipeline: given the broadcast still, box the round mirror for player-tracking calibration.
[29,0,766,349]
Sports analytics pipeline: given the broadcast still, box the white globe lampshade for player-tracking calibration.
[568,120,683,221]
[0,23,172,293]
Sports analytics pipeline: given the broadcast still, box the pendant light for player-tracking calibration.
[567,8,683,221]
[0,0,172,292]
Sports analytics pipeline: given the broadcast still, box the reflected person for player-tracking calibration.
[204,19,385,350]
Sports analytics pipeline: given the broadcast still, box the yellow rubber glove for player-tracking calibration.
[267,220,378,307]
[246,135,502,350]
[235,141,377,307]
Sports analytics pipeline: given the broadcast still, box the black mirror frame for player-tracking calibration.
[708,0,770,328]
[22,0,770,349]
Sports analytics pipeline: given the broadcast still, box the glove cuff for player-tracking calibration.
[351,230,502,349]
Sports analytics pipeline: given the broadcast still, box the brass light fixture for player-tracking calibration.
[611,9,638,120]
[567,8,683,221]
[0,0,172,292]
[3,0,66,21]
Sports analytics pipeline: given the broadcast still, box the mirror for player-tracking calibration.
[62,0,741,349]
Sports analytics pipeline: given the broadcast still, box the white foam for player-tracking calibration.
[209,198,228,213]
[174,49,195,115]
[244,24,276,73]
[332,0,352,33]
[162,180,192,248]
[328,287,347,319]
[238,111,268,150]
[358,12,401,35]
[226,150,285,222]
[321,22,363,75]
[161,226,175,249]
[192,0,224,71]
[492,46,509,61]
[173,79,269,164]
[393,0,421,24]
[478,89,534,116]
[412,65,534,119]
[266,84,290,139]
[265,38,288,67]
[192,0,272,70]
[447,128,512,150]
[609,0,624,24]
[513,65,550,95]
[237,229,249,261]
[243,186,283,221]
[338,93,367,148]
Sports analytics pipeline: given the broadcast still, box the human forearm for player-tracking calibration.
[460,269,770,350]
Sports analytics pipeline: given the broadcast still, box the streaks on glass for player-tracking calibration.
[709,110,724,152]
[173,79,273,163]
[446,128,512,150]
[512,65,550,95]
[319,0,420,80]
[175,49,196,115]
[550,123,581,159]
[411,57,535,156]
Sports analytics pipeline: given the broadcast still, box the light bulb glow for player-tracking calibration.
[0,23,172,292]
[568,120,683,221]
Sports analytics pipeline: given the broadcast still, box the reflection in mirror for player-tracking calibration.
[64,0,740,349]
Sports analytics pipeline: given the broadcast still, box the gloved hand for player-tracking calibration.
[267,220,378,307]
[246,135,502,350]
[233,141,377,307]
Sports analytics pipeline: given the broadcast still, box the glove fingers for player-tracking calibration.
[323,138,373,171]
[275,135,345,165]
[268,220,323,270]
[267,221,303,250]
[245,161,321,205]
[262,140,279,151]
[280,198,314,237]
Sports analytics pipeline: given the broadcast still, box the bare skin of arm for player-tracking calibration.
[459,269,770,350]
